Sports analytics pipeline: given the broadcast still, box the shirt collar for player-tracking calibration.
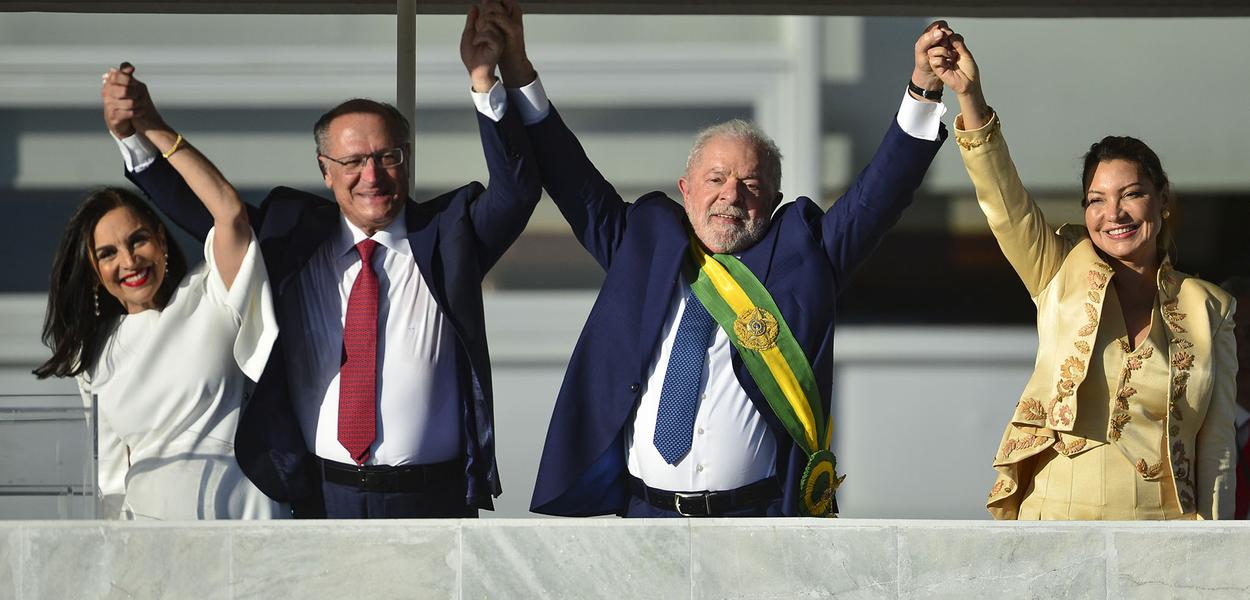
[334,204,412,260]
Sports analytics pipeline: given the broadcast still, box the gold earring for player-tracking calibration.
[1162,208,1171,219]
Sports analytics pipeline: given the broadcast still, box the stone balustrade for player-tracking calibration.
[3,518,1250,599]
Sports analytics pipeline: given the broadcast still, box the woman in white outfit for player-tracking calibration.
[34,66,280,519]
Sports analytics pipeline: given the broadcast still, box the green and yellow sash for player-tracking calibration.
[687,235,844,517]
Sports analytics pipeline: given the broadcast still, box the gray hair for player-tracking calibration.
[685,119,783,193]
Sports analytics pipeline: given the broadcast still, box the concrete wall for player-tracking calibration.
[4,519,1250,599]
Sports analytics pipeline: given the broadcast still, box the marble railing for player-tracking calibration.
[3,519,1250,599]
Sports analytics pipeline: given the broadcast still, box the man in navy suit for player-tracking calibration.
[484,2,954,517]
[99,6,540,518]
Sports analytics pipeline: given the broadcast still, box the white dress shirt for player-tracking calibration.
[281,210,460,466]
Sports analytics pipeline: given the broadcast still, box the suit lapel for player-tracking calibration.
[404,198,438,288]
[637,225,690,358]
[272,200,339,296]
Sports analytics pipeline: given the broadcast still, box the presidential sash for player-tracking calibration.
[686,235,844,517]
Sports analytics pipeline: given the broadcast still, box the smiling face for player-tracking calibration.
[91,206,167,314]
[678,135,781,254]
[319,112,408,236]
[1083,158,1167,269]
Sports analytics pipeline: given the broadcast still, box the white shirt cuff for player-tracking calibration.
[895,87,947,142]
[507,76,551,126]
[471,79,509,123]
[115,132,158,173]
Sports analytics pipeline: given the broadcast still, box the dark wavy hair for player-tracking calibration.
[34,187,188,379]
[1080,135,1175,259]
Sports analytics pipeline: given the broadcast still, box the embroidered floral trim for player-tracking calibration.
[1163,297,1195,510]
[1086,270,1108,303]
[1163,300,1188,334]
[1019,398,1046,423]
[989,479,1012,498]
[1109,343,1151,442]
[1109,413,1132,440]
[1074,341,1091,355]
[1077,303,1099,337]
[1114,387,1136,411]
[1053,438,1087,456]
[1000,434,1049,459]
[1060,356,1086,381]
[955,116,1001,150]
[1135,459,1164,479]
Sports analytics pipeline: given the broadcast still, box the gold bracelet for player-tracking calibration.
[161,133,184,159]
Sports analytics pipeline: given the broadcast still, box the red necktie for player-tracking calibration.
[339,239,379,465]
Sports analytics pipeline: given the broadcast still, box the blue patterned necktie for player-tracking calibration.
[653,287,718,465]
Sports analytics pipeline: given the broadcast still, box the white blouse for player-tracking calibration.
[79,229,281,519]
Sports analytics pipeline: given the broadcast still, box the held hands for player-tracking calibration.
[911,20,953,99]
[925,30,991,129]
[100,63,169,139]
[465,0,535,89]
[461,2,506,92]
[487,0,536,88]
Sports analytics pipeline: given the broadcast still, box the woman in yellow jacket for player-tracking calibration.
[928,31,1237,519]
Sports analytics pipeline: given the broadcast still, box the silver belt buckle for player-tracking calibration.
[673,492,710,517]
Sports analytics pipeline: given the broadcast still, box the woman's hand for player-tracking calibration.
[928,33,992,129]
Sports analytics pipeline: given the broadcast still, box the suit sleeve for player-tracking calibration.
[820,116,945,289]
[955,113,1072,299]
[1197,302,1238,519]
[466,107,544,273]
[126,158,262,244]
[523,104,628,270]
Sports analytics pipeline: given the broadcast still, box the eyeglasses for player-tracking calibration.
[318,146,405,174]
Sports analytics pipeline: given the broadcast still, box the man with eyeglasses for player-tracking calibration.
[99,6,540,518]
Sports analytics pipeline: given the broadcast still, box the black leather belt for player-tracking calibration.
[628,476,781,517]
[318,457,462,493]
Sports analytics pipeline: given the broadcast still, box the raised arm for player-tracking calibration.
[450,1,543,272]
[819,22,949,285]
[489,0,628,269]
[102,64,251,288]
[937,36,1070,297]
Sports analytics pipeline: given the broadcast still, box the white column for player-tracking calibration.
[758,16,823,204]
[397,0,416,196]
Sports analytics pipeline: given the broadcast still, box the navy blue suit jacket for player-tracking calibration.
[126,109,540,512]
[528,106,945,516]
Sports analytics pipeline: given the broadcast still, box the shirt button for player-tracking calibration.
[696,464,704,472]
[701,394,706,400]
[697,428,705,435]
[629,383,640,393]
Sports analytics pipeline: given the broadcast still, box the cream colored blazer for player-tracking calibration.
[956,114,1238,520]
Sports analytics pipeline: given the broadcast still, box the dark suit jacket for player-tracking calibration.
[126,109,541,512]
[528,106,945,516]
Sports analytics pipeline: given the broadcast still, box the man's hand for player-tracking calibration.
[100,63,146,139]
[100,63,170,138]
[927,32,991,128]
[489,0,536,88]
[461,2,505,93]
[910,20,953,100]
